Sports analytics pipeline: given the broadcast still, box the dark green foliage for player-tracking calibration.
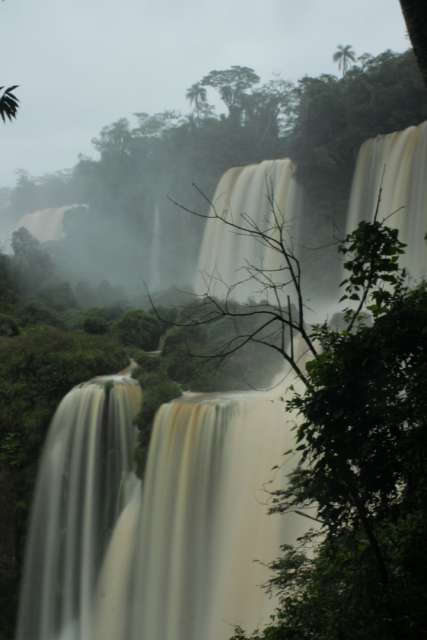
[10,227,54,295]
[0,254,17,307]
[38,282,77,311]
[286,50,427,215]
[133,352,182,475]
[160,301,284,391]
[0,325,128,479]
[232,223,427,640]
[1,51,424,295]
[0,314,19,337]
[114,309,163,350]
[0,326,128,639]
[1,50,424,296]
[17,299,63,328]
[200,66,261,124]
[339,219,406,319]
[82,308,110,334]
[0,85,19,123]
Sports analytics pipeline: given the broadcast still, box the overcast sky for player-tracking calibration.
[0,0,408,187]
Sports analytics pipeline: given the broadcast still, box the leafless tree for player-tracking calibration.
[148,181,323,390]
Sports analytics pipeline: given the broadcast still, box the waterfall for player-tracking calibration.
[195,159,303,301]
[15,375,141,640]
[347,120,427,280]
[17,377,303,640]
[15,205,87,243]
[150,204,162,290]
[93,391,305,640]
[17,119,427,640]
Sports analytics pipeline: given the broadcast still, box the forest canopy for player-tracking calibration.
[1,49,426,292]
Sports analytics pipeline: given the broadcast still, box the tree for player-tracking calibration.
[357,51,374,70]
[333,44,356,76]
[243,78,297,139]
[158,186,427,638]
[11,227,54,294]
[229,240,427,640]
[186,82,211,122]
[0,85,19,122]
[0,6,19,124]
[200,66,260,124]
[165,183,318,388]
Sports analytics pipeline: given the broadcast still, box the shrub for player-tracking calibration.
[0,314,19,338]
[114,309,163,350]
[82,309,110,334]
[17,300,63,328]
[133,356,182,475]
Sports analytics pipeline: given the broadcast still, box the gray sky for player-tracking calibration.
[0,0,408,186]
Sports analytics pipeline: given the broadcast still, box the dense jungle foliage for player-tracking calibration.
[1,44,427,640]
[231,223,427,640]
[0,226,272,638]
[0,230,169,639]
[1,48,426,290]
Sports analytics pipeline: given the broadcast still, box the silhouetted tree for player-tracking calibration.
[333,44,356,76]
[201,66,260,124]
[0,85,19,122]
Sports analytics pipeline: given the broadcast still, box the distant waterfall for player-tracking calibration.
[16,205,87,243]
[15,375,141,640]
[150,204,162,290]
[93,391,304,640]
[347,121,427,280]
[195,159,303,300]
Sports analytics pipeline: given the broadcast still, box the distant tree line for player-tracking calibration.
[1,49,427,293]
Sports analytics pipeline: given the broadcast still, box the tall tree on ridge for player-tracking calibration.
[186,82,208,122]
[333,44,356,76]
[201,66,260,125]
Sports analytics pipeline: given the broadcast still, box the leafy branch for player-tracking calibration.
[0,85,19,123]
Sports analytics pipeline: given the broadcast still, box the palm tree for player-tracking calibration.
[333,45,356,76]
[185,82,207,122]
[0,85,19,122]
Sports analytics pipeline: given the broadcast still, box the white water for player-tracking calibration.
[347,121,427,280]
[150,204,162,290]
[94,391,304,640]
[15,205,87,243]
[195,159,303,301]
[16,120,427,640]
[15,376,141,640]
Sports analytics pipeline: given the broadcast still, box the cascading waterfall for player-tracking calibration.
[17,376,303,640]
[17,120,427,640]
[347,120,427,279]
[15,375,141,640]
[93,392,304,640]
[195,159,303,301]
